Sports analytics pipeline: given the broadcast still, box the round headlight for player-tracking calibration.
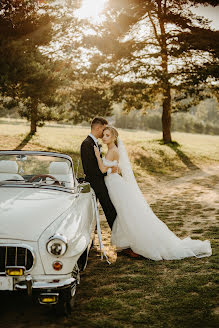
[46,234,68,256]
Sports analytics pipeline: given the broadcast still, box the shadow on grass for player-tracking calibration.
[14,133,33,150]
[134,145,180,175]
[134,140,201,175]
[134,153,169,175]
[160,140,200,171]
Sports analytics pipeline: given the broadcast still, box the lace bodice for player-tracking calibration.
[103,157,118,167]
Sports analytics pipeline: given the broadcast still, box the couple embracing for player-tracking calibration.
[81,117,212,261]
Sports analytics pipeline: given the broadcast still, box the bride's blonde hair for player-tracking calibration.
[104,126,119,147]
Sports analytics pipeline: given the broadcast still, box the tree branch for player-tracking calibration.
[148,10,162,48]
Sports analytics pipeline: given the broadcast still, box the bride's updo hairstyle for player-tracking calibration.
[104,126,119,147]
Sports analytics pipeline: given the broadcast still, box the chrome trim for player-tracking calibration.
[0,150,72,163]
[46,234,68,257]
[0,150,75,188]
[26,274,32,296]
[48,234,68,244]
[25,248,27,268]
[5,246,7,267]
[0,243,35,274]
[15,247,17,266]
[15,277,76,290]
[0,184,76,194]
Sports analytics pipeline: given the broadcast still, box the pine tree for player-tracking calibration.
[0,0,59,134]
[0,0,113,130]
[85,0,219,143]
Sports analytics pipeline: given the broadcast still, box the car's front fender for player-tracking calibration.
[38,192,96,275]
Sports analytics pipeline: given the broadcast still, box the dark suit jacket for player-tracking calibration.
[80,135,104,179]
[80,136,117,229]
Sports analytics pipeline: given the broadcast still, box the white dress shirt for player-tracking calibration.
[89,133,98,146]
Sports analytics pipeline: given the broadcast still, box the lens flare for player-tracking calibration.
[76,0,107,23]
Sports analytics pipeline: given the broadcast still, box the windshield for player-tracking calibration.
[0,153,74,189]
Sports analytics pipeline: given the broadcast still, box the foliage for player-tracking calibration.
[56,74,114,124]
[83,0,219,142]
[0,0,114,130]
[114,97,219,135]
[1,0,218,134]
[0,0,61,133]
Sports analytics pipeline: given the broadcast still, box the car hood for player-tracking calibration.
[0,187,75,241]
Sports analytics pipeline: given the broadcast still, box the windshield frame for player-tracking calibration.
[0,150,76,190]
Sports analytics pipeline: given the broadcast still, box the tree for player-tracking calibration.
[0,0,59,134]
[39,0,115,124]
[84,0,219,143]
[64,86,113,123]
[0,0,113,131]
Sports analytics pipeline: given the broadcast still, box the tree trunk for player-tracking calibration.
[162,84,172,143]
[30,102,38,135]
[157,0,172,143]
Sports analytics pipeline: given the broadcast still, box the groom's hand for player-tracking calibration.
[94,145,100,158]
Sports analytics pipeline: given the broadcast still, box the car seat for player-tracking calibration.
[0,160,24,181]
[48,161,74,188]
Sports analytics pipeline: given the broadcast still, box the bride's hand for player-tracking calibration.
[111,166,118,174]
[94,145,100,158]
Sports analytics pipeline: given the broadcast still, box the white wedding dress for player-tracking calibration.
[103,137,212,261]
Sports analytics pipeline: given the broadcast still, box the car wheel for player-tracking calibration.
[55,283,77,316]
[78,247,89,271]
[66,283,77,314]
[90,235,95,249]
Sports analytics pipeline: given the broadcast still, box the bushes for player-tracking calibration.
[114,110,219,135]
[114,110,161,131]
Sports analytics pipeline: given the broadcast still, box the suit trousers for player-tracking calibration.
[86,176,117,230]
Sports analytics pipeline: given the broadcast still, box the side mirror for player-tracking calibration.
[77,177,86,183]
[77,182,91,194]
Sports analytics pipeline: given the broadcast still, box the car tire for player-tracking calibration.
[78,247,89,271]
[55,283,77,316]
[90,235,95,249]
[65,283,77,315]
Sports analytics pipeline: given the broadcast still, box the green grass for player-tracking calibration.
[1,119,219,178]
[0,119,219,328]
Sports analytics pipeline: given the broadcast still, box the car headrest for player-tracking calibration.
[0,160,18,173]
[49,162,70,175]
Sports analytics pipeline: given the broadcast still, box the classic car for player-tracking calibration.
[0,150,96,314]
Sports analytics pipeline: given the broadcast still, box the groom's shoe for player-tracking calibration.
[120,248,140,258]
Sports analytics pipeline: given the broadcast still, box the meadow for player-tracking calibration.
[0,119,218,328]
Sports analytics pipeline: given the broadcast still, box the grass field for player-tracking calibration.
[0,120,219,328]
[1,118,219,178]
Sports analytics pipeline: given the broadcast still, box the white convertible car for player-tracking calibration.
[0,150,96,314]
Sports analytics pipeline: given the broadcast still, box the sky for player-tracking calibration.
[191,5,219,30]
[74,1,219,29]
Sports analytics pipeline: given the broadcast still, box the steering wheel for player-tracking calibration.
[29,174,61,185]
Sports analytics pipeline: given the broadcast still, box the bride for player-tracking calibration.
[94,126,212,260]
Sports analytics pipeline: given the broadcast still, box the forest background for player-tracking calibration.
[0,0,218,141]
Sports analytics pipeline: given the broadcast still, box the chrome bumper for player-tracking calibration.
[15,275,76,294]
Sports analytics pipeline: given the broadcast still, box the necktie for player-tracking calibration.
[97,142,102,157]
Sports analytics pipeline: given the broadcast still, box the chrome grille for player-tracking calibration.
[0,245,34,273]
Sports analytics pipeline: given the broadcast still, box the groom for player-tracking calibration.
[80,117,117,229]
[80,117,140,258]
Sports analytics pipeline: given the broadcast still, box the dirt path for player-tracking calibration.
[1,165,218,328]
